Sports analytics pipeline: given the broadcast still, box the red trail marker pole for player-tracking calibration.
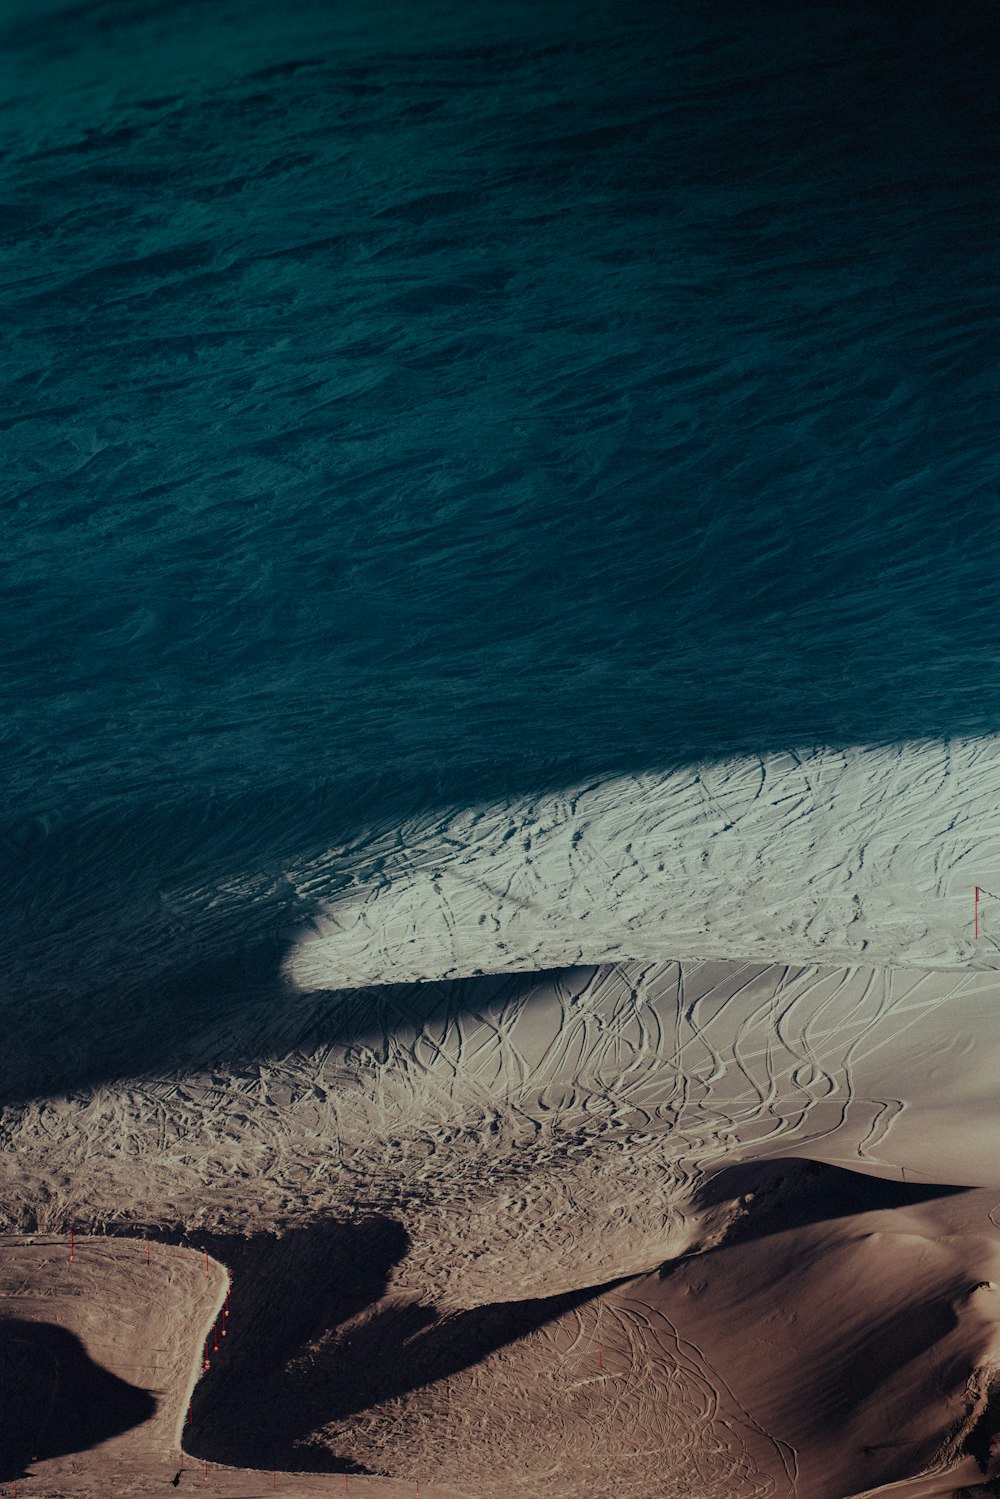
[975,885,980,939]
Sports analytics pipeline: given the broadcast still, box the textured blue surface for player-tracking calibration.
[1,0,999,1086]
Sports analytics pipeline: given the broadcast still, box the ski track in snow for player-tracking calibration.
[4,956,997,1297]
[287,738,1000,988]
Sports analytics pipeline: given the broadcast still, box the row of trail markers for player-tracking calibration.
[65,1229,151,1263]
[56,1237,244,1492]
[201,1265,231,1380]
[52,1235,404,1499]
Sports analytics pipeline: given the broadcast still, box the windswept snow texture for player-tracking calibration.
[286,740,1000,991]
[2,0,1000,1040]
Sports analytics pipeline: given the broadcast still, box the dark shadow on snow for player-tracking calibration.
[0,1318,157,1481]
[154,1214,616,1475]
[691,1157,969,1252]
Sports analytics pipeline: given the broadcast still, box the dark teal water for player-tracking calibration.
[2,0,999,1093]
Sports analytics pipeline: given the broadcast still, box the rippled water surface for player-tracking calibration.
[2,0,999,1083]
